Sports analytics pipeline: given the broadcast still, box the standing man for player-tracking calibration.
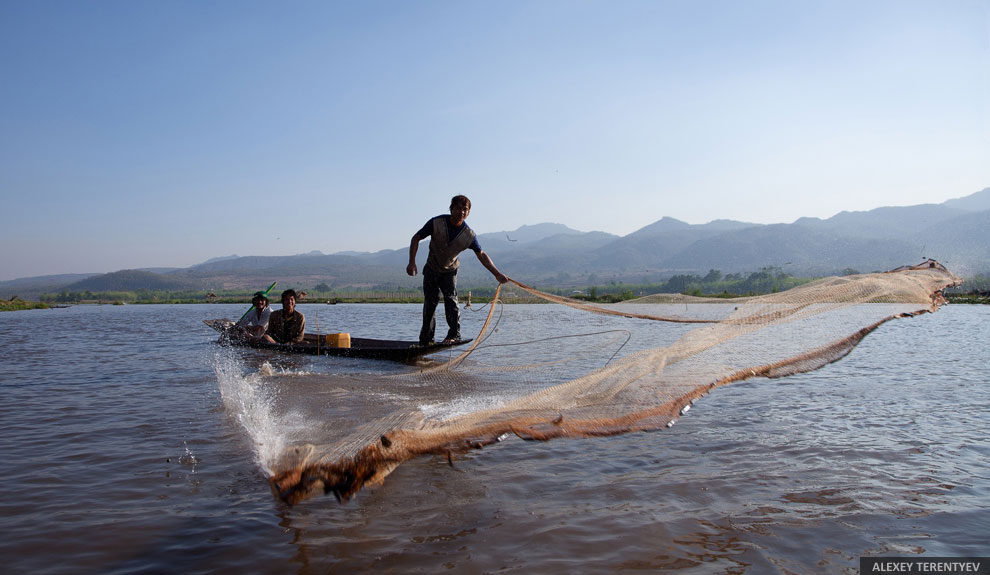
[407,195,508,346]
[264,289,306,344]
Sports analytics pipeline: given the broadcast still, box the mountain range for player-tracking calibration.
[4,187,988,297]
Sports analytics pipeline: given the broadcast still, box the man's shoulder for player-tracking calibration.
[417,215,446,236]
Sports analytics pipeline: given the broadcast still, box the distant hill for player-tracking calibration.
[943,187,990,212]
[627,216,694,235]
[914,209,990,276]
[798,204,967,239]
[474,223,593,253]
[0,273,99,289]
[662,223,919,275]
[0,273,101,300]
[197,254,240,266]
[174,252,415,292]
[65,270,203,292]
[500,222,581,242]
[7,186,989,295]
[585,218,758,271]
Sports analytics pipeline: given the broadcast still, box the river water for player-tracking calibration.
[1,302,987,574]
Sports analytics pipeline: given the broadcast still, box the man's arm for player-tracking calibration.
[406,232,424,276]
[476,250,508,284]
[262,312,280,343]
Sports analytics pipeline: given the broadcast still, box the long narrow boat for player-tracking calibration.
[204,319,471,362]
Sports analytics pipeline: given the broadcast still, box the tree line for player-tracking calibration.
[40,266,990,306]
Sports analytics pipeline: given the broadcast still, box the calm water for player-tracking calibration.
[1,302,987,574]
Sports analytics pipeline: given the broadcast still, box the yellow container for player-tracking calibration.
[325,333,351,348]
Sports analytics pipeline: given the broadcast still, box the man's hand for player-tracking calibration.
[495,272,509,284]
[406,262,418,276]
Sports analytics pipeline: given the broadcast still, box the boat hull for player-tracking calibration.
[204,319,470,362]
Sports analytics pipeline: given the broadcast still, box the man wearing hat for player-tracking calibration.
[234,291,272,341]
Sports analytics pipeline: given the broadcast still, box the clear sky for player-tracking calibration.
[1,0,988,281]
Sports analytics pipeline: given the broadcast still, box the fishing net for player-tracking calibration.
[267,261,960,505]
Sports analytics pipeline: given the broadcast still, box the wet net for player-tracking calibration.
[266,261,960,505]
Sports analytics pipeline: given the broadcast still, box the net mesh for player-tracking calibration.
[268,261,960,505]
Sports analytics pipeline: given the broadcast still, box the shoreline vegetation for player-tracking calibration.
[5,268,988,310]
[4,293,987,310]
[946,292,990,304]
[0,298,50,311]
[16,267,807,307]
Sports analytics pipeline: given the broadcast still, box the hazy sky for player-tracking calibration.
[1,1,988,281]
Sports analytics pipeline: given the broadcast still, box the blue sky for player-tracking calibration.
[1,0,987,281]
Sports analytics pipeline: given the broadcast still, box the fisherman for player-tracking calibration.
[407,195,508,346]
[264,289,306,344]
[234,291,272,341]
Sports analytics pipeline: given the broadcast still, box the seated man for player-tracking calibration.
[264,289,306,344]
[234,291,272,341]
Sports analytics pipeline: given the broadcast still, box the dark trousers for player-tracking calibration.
[420,266,460,344]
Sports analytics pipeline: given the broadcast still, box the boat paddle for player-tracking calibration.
[237,281,277,323]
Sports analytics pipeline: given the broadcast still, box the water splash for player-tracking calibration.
[178,441,198,472]
[258,361,313,377]
[211,351,287,475]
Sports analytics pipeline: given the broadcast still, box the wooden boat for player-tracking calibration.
[204,319,471,362]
